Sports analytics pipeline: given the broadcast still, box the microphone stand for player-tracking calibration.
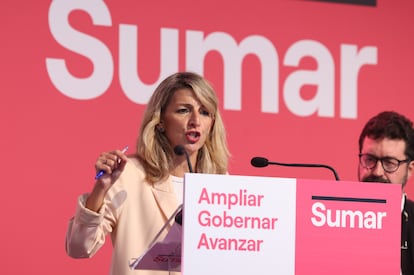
[251,157,340,181]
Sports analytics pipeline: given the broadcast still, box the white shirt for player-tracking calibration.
[171,175,184,204]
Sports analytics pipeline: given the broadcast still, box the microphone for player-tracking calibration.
[174,145,194,173]
[173,145,195,225]
[251,156,340,181]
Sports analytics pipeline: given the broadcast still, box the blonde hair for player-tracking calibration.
[136,72,230,183]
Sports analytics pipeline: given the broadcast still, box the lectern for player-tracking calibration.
[131,174,401,274]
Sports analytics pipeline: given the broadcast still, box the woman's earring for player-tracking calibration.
[157,124,165,133]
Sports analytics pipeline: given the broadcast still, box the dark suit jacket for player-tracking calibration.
[401,197,414,274]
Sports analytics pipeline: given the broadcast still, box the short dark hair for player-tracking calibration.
[358,111,414,160]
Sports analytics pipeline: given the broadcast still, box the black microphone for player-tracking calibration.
[174,145,194,173]
[251,156,340,181]
[173,145,195,225]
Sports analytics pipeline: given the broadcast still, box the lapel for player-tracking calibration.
[151,176,179,221]
[402,195,408,247]
[402,196,414,274]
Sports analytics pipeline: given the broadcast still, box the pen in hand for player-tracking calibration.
[95,145,129,179]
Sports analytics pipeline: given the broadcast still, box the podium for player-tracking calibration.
[131,174,401,274]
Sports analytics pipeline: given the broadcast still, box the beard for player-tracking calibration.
[361,175,391,183]
[360,172,408,189]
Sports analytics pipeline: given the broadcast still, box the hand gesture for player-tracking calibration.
[86,147,129,212]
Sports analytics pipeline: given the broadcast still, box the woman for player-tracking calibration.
[65,72,230,275]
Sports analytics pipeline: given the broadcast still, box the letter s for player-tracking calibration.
[311,202,326,227]
[46,0,113,99]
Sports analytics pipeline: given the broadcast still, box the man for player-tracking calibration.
[358,111,414,275]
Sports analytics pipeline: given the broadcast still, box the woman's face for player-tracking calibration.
[161,88,214,155]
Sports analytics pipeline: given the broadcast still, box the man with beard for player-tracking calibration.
[358,111,414,275]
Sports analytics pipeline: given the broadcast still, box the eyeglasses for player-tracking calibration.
[359,153,410,173]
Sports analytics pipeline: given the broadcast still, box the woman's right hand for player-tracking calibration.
[85,148,129,212]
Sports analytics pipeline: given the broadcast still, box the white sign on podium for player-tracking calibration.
[182,173,297,274]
